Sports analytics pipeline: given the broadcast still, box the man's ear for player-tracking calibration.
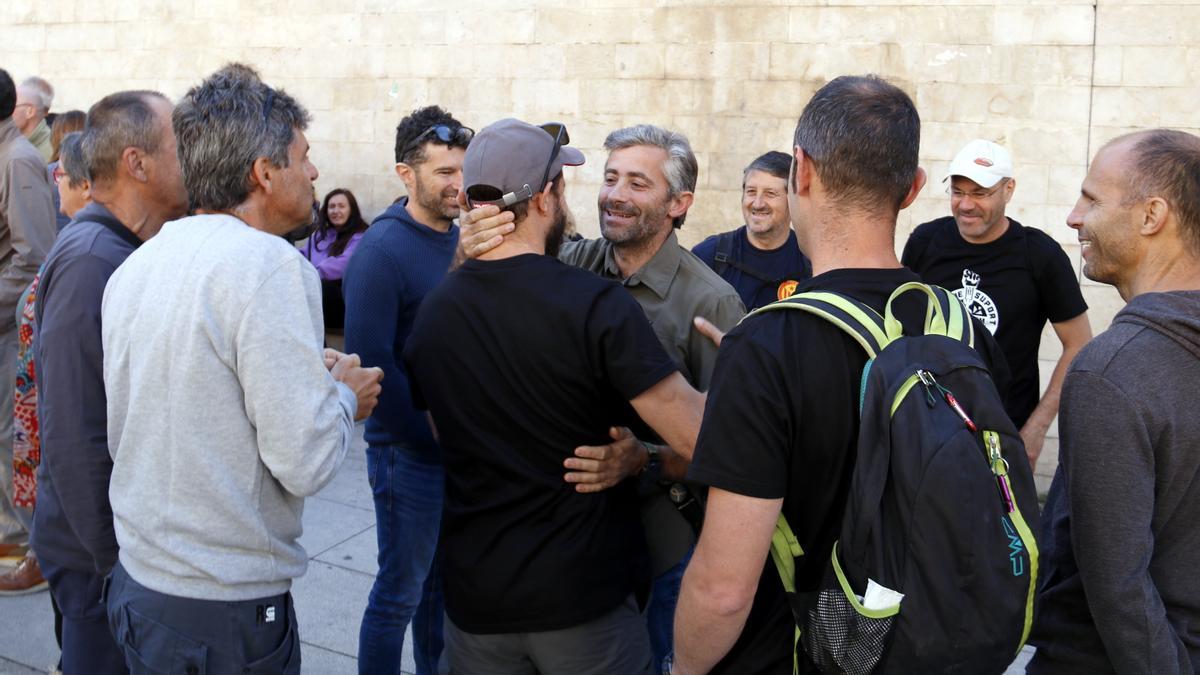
[394,162,416,193]
[122,146,149,183]
[791,146,815,197]
[249,156,275,193]
[533,182,556,216]
[667,191,694,221]
[899,167,928,210]
[1002,177,1017,205]
[1141,196,1170,236]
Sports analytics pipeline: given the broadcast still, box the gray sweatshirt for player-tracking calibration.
[103,214,357,601]
[1029,291,1200,674]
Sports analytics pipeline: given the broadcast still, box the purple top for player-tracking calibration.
[300,226,365,281]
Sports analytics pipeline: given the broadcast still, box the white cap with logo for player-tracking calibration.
[943,139,1013,188]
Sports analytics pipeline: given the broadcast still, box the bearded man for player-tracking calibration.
[342,105,473,675]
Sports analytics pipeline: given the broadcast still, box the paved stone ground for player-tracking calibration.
[0,422,1035,675]
[0,424,415,675]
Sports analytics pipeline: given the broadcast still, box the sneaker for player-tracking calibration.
[0,552,48,595]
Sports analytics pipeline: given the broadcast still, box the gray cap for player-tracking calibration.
[463,118,585,207]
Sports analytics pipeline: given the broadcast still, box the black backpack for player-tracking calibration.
[752,282,1040,674]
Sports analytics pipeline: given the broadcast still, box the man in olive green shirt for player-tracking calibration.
[559,228,742,389]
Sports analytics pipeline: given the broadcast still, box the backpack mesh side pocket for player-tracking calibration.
[802,542,899,675]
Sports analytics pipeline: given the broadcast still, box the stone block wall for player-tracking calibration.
[4,0,1198,491]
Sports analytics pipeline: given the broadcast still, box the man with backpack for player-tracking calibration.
[672,75,1032,675]
[692,150,812,310]
[1028,130,1200,673]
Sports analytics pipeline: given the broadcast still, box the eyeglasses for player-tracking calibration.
[52,166,67,185]
[465,122,569,209]
[398,124,475,165]
[947,180,1008,201]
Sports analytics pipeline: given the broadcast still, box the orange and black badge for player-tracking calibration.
[777,280,799,300]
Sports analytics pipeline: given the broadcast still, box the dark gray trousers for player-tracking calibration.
[440,594,653,674]
[105,562,300,674]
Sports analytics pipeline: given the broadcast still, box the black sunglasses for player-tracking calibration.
[466,122,570,209]
[399,124,475,164]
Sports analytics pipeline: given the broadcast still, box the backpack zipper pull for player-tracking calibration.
[986,432,1016,513]
[916,369,937,408]
[920,370,978,432]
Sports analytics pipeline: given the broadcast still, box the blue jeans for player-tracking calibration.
[358,445,444,675]
[647,545,694,669]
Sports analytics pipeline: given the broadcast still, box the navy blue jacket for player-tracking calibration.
[343,199,458,454]
[31,202,141,573]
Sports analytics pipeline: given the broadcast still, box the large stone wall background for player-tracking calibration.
[4,0,1198,489]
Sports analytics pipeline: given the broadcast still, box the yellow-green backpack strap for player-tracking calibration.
[769,514,805,675]
[770,514,804,592]
[747,292,889,358]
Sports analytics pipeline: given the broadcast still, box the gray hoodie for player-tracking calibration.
[1029,291,1200,674]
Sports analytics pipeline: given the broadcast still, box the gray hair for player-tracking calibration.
[58,131,88,189]
[19,76,53,111]
[173,63,311,212]
[603,124,698,228]
[81,90,168,184]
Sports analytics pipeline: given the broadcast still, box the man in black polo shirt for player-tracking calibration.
[902,139,1091,470]
[404,118,705,674]
[671,76,1009,675]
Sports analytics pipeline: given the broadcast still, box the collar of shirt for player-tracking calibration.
[28,119,50,145]
[602,229,681,300]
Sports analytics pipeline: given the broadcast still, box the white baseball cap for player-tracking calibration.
[943,139,1013,188]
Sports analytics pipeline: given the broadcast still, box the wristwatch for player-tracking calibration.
[642,442,663,481]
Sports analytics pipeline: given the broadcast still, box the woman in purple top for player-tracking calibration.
[301,188,370,331]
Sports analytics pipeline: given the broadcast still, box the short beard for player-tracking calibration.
[414,174,458,222]
[598,199,669,246]
[545,197,568,258]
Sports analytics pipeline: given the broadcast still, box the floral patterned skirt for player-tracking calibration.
[12,276,39,509]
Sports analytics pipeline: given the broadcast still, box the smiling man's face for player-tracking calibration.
[597,145,674,246]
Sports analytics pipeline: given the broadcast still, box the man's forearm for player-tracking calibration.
[1023,350,1073,436]
[672,489,780,674]
[672,564,754,674]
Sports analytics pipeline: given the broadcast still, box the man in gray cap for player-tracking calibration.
[404,118,706,674]
[457,123,743,668]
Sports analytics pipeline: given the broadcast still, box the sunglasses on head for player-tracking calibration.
[465,122,569,210]
[399,124,475,165]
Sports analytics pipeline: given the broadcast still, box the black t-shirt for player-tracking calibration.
[692,226,813,310]
[687,267,1009,675]
[901,216,1087,427]
[404,254,678,634]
